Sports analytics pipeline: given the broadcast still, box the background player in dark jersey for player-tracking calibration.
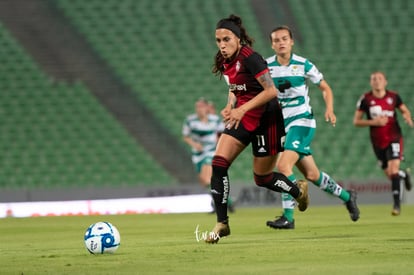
[354,71,413,216]
[205,14,309,243]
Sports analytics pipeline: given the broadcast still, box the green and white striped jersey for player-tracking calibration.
[182,114,224,163]
[266,53,323,131]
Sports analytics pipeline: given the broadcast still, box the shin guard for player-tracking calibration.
[210,156,231,223]
[254,172,300,198]
[391,174,401,207]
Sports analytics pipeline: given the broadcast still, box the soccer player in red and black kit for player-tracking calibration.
[354,71,413,216]
[205,14,309,243]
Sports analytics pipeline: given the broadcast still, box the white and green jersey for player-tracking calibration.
[182,114,224,164]
[266,53,323,131]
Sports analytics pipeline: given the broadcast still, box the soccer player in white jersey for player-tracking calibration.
[265,25,360,229]
[182,98,234,212]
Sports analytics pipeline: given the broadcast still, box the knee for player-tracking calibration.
[276,162,290,175]
[304,170,320,182]
[254,173,274,186]
[384,168,398,180]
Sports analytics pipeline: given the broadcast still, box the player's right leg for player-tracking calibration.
[205,134,244,243]
[387,158,403,216]
[382,143,405,216]
[268,128,305,229]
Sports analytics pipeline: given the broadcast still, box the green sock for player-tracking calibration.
[281,174,296,222]
[316,172,350,202]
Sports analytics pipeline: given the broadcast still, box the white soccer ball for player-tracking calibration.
[84,221,121,254]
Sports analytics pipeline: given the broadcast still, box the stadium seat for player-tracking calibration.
[2,0,412,189]
[0,22,176,189]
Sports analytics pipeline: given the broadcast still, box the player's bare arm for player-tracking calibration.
[353,110,388,127]
[226,72,277,129]
[399,104,414,127]
[227,91,237,108]
[258,71,277,91]
[222,91,236,123]
[241,71,277,111]
[319,80,336,126]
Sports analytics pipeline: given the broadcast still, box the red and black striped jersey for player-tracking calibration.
[356,90,403,149]
[222,46,269,131]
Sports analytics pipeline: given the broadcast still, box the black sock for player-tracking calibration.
[210,156,231,223]
[391,174,401,207]
[254,172,300,198]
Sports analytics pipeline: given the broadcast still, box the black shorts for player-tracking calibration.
[223,99,285,157]
[373,139,403,169]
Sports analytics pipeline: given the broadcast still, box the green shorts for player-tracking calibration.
[284,126,314,156]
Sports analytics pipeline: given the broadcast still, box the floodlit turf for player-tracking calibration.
[1,204,413,274]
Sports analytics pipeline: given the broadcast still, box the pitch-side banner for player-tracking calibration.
[1,179,411,218]
[0,194,213,218]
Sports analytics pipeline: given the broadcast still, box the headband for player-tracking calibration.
[216,20,241,38]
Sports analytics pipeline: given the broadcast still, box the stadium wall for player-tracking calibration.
[1,179,411,218]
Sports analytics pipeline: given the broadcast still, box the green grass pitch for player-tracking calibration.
[1,204,413,274]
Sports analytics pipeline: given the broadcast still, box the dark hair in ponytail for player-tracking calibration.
[212,14,254,76]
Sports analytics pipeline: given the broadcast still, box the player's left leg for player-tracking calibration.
[297,156,360,221]
[387,159,402,216]
[399,168,412,191]
[199,162,212,188]
[198,161,216,213]
[269,126,312,229]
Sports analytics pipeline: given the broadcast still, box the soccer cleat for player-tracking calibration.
[404,168,412,191]
[391,205,401,216]
[266,215,295,229]
[296,179,309,212]
[345,190,360,222]
[205,222,230,244]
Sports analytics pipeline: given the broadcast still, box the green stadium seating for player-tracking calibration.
[2,0,413,189]
[0,23,176,188]
[55,0,414,182]
[55,0,271,182]
[287,0,414,180]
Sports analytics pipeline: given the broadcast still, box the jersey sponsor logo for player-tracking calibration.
[369,105,394,118]
[280,99,300,107]
[229,83,247,92]
[275,79,292,93]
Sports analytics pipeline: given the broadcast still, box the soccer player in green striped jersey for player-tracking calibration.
[265,26,360,229]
